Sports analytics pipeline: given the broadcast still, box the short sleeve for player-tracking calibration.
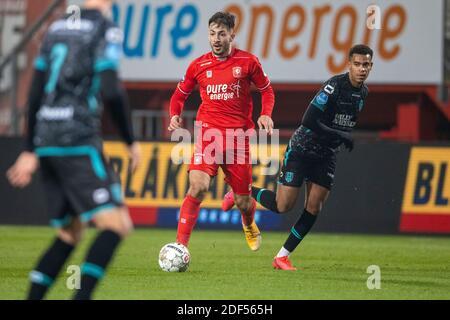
[310,78,338,112]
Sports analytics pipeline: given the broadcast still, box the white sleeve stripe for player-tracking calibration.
[258,81,271,91]
[177,84,191,95]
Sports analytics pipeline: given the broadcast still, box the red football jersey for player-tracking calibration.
[175,48,272,129]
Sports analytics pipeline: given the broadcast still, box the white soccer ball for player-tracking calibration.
[158,242,190,272]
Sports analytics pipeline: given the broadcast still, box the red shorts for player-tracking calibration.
[189,127,252,195]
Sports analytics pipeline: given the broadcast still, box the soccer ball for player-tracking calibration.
[158,242,190,272]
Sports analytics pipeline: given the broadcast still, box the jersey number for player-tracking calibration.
[45,43,68,94]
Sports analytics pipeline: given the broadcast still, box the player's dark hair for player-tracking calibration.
[348,44,373,60]
[208,12,235,30]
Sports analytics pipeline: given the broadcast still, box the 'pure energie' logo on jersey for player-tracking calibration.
[206,82,240,101]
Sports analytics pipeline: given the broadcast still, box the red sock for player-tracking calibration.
[240,198,256,226]
[176,195,202,246]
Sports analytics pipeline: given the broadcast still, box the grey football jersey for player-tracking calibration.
[33,9,123,148]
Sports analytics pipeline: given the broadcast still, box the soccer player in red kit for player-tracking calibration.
[168,12,275,251]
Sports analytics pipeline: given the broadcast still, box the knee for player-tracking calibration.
[188,181,209,199]
[276,202,293,213]
[58,227,83,245]
[94,207,134,238]
[306,201,323,215]
[235,196,252,212]
[110,218,133,238]
[101,221,133,239]
[275,196,295,213]
[113,213,134,238]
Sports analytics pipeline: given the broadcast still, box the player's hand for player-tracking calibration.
[339,132,354,152]
[6,151,39,188]
[168,115,183,131]
[257,115,274,135]
[127,142,142,173]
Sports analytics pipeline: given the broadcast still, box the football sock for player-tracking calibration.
[276,247,291,258]
[27,237,75,300]
[283,209,317,252]
[240,198,256,226]
[251,187,279,213]
[176,195,201,247]
[73,230,122,300]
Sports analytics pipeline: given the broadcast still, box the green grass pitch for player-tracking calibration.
[0,225,449,300]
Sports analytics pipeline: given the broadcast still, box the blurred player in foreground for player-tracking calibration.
[223,44,373,270]
[168,12,275,251]
[7,0,141,298]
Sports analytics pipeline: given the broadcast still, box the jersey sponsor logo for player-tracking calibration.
[332,114,356,127]
[316,92,329,105]
[37,106,74,121]
[206,70,212,78]
[206,83,235,100]
[230,80,241,98]
[232,66,242,78]
[206,84,227,95]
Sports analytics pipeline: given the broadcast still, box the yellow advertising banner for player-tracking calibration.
[104,141,286,208]
[402,147,450,215]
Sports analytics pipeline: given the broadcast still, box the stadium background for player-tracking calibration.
[0,0,449,301]
[1,0,448,234]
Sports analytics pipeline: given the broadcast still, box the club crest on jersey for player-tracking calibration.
[232,66,242,78]
[206,70,212,78]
